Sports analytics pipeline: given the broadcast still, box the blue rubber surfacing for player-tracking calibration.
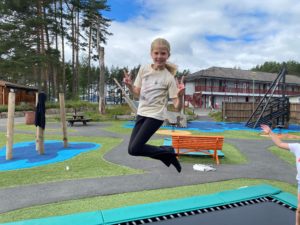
[0,141,101,171]
[124,121,300,133]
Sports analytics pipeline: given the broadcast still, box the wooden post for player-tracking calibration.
[59,93,68,147]
[6,91,15,160]
[35,92,44,154]
[35,92,39,152]
[37,127,44,154]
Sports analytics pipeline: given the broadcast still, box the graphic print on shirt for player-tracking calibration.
[140,74,168,106]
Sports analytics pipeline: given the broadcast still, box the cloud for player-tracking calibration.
[103,0,300,73]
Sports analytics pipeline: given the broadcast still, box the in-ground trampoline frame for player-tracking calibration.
[1,184,297,225]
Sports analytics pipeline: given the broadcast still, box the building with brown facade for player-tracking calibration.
[185,67,300,109]
[0,80,38,105]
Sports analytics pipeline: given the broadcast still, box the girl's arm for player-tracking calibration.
[126,83,141,98]
[123,70,141,98]
[172,96,183,112]
[172,77,185,112]
[260,124,289,150]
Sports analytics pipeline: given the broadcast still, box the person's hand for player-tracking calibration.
[176,76,185,97]
[123,69,132,86]
[260,124,271,134]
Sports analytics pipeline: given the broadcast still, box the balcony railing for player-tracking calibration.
[194,85,300,96]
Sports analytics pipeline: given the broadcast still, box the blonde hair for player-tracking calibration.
[151,38,177,76]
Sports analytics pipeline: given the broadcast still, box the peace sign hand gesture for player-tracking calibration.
[176,76,185,97]
[260,124,272,135]
[123,69,132,86]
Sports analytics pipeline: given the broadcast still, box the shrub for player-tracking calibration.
[209,111,222,121]
[0,105,7,113]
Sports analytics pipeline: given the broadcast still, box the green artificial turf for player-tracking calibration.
[268,145,295,166]
[0,132,142,188]
[101,120,132,134]
[0,178,296,223]
[14,123,77,133]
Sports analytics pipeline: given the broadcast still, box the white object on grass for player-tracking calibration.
[193,164,216,172]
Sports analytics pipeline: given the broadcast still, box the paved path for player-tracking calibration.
[0,117,297,213]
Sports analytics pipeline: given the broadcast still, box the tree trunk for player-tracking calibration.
[75,8,80,98]
[71,6,76,97]
[43,5,55,100]
[98,46,105,114]
[37,0,47,93]
[96,15,106,113]
[54,0,59,99]
[60,0,66,94]
[87,26,92,101]
[36,0,42,91]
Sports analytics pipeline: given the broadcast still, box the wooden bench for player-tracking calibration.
[172,134,224,164]
[67,118,92,126]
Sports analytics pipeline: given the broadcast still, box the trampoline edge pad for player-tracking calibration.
[101,184,283,224]
[272,192,297,209]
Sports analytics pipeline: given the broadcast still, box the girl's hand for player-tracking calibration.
[123,69,132,86]
[260,124,271,134]
[176,76,185,97]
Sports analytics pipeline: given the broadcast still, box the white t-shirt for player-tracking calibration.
[288,143,300,182]
[134,64,178,120]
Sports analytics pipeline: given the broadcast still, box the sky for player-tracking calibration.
[101,0,300,73]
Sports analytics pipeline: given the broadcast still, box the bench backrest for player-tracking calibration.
[172,135,224,150]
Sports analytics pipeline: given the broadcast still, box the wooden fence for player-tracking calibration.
[290,103,300,124]
[222,102,300,124]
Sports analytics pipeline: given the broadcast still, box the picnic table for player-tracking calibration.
[67,114,91,127]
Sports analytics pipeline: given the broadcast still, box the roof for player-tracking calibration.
[186,67,300,85]
[0,80,38,92]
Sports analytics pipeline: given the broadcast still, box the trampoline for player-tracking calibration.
[2,184,296,225]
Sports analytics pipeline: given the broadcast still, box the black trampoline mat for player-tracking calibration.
[153,201,295,225]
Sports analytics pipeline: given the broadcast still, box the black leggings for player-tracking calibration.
[128,115,169,159]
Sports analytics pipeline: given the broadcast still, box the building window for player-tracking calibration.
[263,84,267,90]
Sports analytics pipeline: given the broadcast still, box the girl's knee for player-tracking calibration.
[297,205,300,214]
[128,145,139,156]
